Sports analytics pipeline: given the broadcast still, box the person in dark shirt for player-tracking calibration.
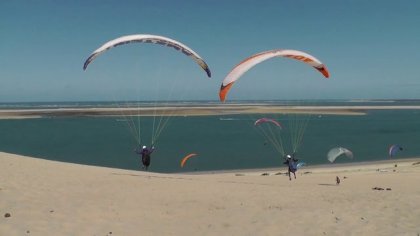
[283,154,299,181]
[135,145,155,171]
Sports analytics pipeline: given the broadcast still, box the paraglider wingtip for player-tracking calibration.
[219,82,234,102]
[319,66,330,78]
[219,91,226,102]
[206,69,212,78]
[83,62,89,71]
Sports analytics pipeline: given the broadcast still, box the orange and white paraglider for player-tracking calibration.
[180,153,198,168]
[219,49,329,102]
[219,49,330,155]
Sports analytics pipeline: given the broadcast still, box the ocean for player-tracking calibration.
[1,100,419,173]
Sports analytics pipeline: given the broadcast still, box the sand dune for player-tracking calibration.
[1,152,419,235]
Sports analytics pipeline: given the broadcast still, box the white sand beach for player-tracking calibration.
[1,152,419,235]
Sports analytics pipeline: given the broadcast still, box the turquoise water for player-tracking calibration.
[1,103,420,173]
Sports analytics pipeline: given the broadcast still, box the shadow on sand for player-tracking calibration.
[318,183,338,186]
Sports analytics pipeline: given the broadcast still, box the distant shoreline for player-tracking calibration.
[2,104,420,119]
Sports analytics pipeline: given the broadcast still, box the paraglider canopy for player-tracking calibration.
[389,144,403,157]
[219,49,329,102]
[83,34,211,78]
[82,34,212,147]
[180,153,198,168]
[327,147,353,163]
[254,118,282,128]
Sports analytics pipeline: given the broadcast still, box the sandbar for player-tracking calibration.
[5,103,420,119]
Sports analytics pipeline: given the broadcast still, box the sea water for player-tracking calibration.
[1,101,419,173]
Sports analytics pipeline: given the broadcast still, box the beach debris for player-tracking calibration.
[4,213,11,218]
[361,217,365,220]
[372,187,384,191]
[27,230,30,234]
[303,171,312,174]
[275,172,283,175]
[261,173,270,176]
[372,187,392,191]
[412,161,420,166]
[336,176,341,185]
[268,205,282,210]
[50,210,54,213]
[343,176,348,179]
[235,173,244,176]
[394,164,398,168]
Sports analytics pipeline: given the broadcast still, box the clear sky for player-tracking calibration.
[1,0,420,102]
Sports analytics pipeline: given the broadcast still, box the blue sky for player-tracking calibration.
[1,0,420,102]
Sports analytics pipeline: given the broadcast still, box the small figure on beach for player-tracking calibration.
[135,145,155,171]
[283,154,298,181]
[336,176,341,185]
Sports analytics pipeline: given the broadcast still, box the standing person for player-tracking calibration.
[283,154,298,181]
[135,145,155,171]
